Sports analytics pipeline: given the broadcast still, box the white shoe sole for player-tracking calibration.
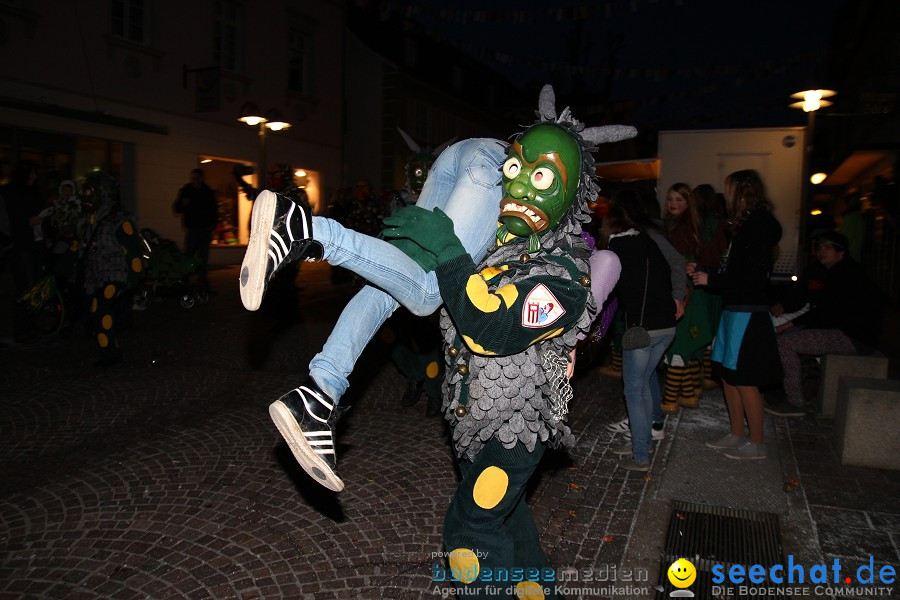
[269,400,344,492]
[240,190,278,311]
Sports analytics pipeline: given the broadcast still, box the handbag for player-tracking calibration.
[621,258,651,350]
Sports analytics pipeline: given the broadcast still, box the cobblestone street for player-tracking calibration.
[1,264,657,599]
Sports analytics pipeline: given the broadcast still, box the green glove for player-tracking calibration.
[383,206,467,266]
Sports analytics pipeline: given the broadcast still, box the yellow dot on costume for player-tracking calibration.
[101,315,113,330]
[90,298,98,313]
[448,548,479,584]
[89,215,95,224]
[131,257,142,272]
[514,581,544,599]
[473,466,509,509]
[379,327,396,344]
[426,361,440,379]
[97,333,109,347]
[104,284,116,299]
[122,221,134,235]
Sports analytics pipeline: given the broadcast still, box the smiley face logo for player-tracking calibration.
[667,558,696,588]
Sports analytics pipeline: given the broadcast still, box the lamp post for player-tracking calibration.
[237,102,292,184]
[790,89,836,271]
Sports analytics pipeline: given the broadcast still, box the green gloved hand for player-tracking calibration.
[383,206,467,266]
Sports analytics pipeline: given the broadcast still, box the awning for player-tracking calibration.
[595,158,659,182]
[824,150,896,187]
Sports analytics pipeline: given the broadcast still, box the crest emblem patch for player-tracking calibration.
[522,283,565,328]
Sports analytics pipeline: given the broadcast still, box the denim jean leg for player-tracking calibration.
[623,333,674,462]
[622,347,654,463]
[309,285,398,402]
[308,138,506,403]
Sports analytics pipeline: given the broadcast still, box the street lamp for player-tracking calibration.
[790,88,836,271]
[237,102,292,182]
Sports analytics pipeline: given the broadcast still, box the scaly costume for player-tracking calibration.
[73,172,144,366]
[383,85,635,599]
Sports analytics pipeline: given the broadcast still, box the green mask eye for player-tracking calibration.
[499,123,581,237]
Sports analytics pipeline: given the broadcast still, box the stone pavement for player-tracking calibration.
[1,263,898,600]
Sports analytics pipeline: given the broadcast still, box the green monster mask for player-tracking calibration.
[499,123,582,238]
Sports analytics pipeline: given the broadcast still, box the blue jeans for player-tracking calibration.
[308,138,506,401]
[623,331,674,463]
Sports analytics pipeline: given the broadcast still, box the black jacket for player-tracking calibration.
[707,209,782,307]
[796,256,881,351]
[608,229,676,332]
[173,184,217,231]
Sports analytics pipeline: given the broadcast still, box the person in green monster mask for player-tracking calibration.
[239,85,635,598]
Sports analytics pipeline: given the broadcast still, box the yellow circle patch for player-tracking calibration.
[448,548,479,584]
[104,284,116,299]
[122,221,133,235]
[473,466,509,509]
[131,257,142,272]
[90,298,98,313]
[514,581,544,599]
[97,333,109,347]
[101,315,113,330]
[426,361,440,379]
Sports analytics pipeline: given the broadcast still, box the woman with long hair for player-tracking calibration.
[691,170,782,459]
[660,183,729,411]
[604,189,677,471]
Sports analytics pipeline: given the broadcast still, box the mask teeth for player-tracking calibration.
[528,233,541,253]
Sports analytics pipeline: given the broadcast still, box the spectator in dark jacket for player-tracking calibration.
[767,231,881,416]
[173,168,218,290]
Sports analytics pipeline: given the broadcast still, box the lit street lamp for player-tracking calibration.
[790,88,836,264]
[237,102,292,183]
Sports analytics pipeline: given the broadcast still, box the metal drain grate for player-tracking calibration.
[655,501,785,600]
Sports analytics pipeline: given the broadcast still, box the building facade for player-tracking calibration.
[0,0,343,263]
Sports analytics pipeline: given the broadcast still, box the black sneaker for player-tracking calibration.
[269,379,346,491]
[240,190,315,311]
[764,402,806,418]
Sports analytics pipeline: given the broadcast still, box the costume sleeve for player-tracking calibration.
[435,254,588,356]
[647,229,687,300]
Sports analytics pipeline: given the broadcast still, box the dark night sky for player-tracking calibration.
[393,0,845,131]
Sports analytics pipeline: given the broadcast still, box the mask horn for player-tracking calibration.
[397,127,421,153]
[537,84,557,121]
[581,125,638,145]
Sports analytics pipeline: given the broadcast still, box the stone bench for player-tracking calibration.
[818,353,888,417]
[833,377,900,470]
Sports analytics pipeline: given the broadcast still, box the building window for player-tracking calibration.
[111,0,149,44]
[214,0,245,73]
[288,27,313,95]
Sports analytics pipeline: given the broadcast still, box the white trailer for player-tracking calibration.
[657,127,807,278]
